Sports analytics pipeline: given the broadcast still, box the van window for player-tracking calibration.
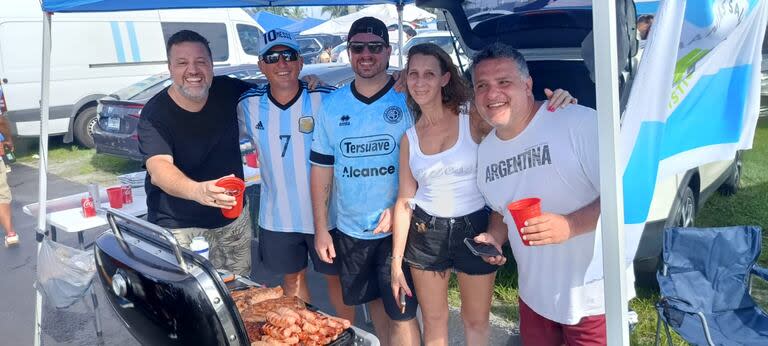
[161,22,229,62]
[236,24,261,56]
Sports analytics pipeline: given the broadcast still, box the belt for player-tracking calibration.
[412,205,485,229]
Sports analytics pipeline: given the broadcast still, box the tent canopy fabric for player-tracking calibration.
[283,17,325,33]
[302,4,434,35]
[42,0,412,13]
[249,11,297,31]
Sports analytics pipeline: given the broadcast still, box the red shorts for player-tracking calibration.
[518,298,606,346]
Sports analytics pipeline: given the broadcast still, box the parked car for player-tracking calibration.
[297,34,346,64]
[331,42,349,63]
[390,30,469,69]
[426,0,742,286]
[93,63,393,161]
[93,65,264,161]
[467,10,512,28]
[0,0,265,148]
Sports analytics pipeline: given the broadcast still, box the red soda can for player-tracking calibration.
[81,196,96,217]
[121,184,133,204]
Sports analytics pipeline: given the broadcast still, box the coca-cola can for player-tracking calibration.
[121,184,133,204]
[81,196,96,218]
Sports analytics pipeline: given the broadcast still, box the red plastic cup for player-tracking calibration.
[215,177,245,219]
[507,197,542,246]
[245,152,258,168]
[121,184,133,204]
[106,186,124,209]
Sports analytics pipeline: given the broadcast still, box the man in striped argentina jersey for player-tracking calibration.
[236,28,354,323]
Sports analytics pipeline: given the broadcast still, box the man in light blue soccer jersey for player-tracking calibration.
[309,17,421,346]
[236,28,354,323]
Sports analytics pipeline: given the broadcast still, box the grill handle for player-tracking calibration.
[105,208,189,273]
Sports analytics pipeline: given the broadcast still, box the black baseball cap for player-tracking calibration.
[348,16,389,44]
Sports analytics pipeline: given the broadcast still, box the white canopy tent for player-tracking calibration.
[300,4,436,35]
[34,0,644,345]
[300,3,435,66]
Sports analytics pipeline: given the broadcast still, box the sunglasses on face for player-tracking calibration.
[348,41,387,54]
[261,50,299,64]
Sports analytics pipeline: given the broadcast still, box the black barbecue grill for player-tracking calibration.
[95,209,377,346]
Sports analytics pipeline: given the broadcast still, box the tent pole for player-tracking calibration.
[397,3,404,68]
[592,0,629,345]
[34,11,52,346]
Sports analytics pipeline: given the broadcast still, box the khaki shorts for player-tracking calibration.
[171,211,253,277]
[0,160,11,204]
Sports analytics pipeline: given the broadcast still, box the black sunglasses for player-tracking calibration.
[348,41,387,54]
[261,50,299,64]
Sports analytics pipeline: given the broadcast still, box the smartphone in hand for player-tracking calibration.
[399,288,407,314]
[464,238,502,257]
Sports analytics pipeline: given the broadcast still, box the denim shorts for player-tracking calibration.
[404,206,499,275]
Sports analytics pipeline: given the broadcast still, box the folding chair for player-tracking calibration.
[655,226,768,345]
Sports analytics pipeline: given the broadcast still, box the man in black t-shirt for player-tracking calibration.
[138,30,253,276]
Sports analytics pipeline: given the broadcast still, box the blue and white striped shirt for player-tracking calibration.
[237,81,336,234]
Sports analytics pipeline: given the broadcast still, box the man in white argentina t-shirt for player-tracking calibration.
[470,43,635,345]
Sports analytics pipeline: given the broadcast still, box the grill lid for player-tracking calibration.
[95,209,248,345]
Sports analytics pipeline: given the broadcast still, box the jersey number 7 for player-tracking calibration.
[279,135,291,158]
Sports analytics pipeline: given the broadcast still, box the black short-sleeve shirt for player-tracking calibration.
[138,76,252,229]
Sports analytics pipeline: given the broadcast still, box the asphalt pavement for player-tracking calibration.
[0,164,518,345]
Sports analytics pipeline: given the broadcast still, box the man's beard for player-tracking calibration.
[354,60,386,79]
[175,83,210,102]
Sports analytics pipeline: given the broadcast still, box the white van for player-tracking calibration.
[0,1,265,147]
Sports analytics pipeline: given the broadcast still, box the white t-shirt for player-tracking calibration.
[476,104,635,325]
[407,113,486,217]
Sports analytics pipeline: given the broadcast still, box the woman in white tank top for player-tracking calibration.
[389,43,576,346]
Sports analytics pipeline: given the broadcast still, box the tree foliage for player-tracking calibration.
[244,7,306,19]
[321,5,362,18]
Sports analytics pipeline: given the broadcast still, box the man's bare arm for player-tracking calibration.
[310,164,336,263]
[521,197,600,245]
[145,155,234,208]
[310,165,334,232]
[565,197,601,237]
[487,211,510,244]
[474,211,509,265]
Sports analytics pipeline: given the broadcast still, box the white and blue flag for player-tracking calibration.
[636,0,661,14]
[588,0,767,281]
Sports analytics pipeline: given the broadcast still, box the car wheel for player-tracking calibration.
[718,153,742,196]
[675,185,696,228]
[74,106,97,148]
